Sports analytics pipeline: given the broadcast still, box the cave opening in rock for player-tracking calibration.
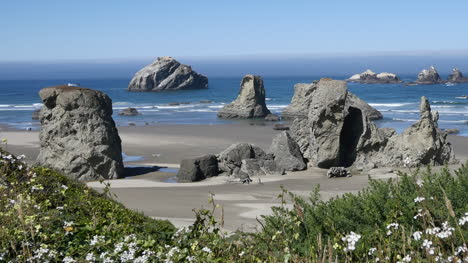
[339,107,363,167]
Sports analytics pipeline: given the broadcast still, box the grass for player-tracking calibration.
[1,146,467,262]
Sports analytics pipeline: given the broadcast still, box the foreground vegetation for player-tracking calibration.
[1,147,467,262]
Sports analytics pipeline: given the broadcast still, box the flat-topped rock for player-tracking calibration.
[36,85,124,181]
[347,69,401,84]
[118,107,139,116]
[128,57,208,91]
[416,66,443,84]
[218,75,271,118]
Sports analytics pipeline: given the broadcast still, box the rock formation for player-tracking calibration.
[416,66,443,84]
[118,107,139,116]
[177,154,218,182]
[327,167,351,178]
[269,131,306,171]
[128,57,208,91]
[290,78,455,170]
[32,109,41,120]
[447,68,468,83]
[36,85,124,181]
[282,82,382,120]
[265,113,280,121]
[218,75,271,118]
[347,69,401,84]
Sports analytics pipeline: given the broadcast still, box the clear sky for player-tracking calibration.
[1,0,467,62]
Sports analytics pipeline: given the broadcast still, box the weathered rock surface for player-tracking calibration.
[327,167,351,178]
[118,107,139,116]
[416,66,443,84]
[290,78,456,169]
[128,57,208,92]
[265,113,280,121]
[32,109,41,120]
[36,85,124,181]
[347,69,401,84]
[218,75,271,118]
[282,81,382,120]
[447,68,468,83]
[269,131,306,171]
[177,154,218,182]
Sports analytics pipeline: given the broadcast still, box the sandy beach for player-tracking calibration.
[2,123,467,231]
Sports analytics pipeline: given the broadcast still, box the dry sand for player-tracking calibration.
[2,123,467,231]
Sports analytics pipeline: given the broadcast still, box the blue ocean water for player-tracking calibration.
[0,76,467,136]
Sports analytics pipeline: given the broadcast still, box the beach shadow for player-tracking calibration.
[124,166,166,177]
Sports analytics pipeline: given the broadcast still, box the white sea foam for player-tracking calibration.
[369,103,413,107]
[267,105,288,109]
[208,105,224,109]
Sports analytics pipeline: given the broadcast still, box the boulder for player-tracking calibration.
[36,85,124,181]
[32,109,41,120]
[443,128,460,135]
[347,69,401,84]
[265,113,280,121]
[118,107,139,116]
[218,75,271,118]
[447,68,468,83]
[290,78,456,170]
[273,124,290,131]
[416,66,443,84]
[177,154,218,182]
[128,57,208,91]
[282,82,382,120]
[327,167,351,178]
[269,131,306,171]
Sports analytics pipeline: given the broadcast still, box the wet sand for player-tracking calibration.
[1,123,467,231]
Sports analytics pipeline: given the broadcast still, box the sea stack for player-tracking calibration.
[282,81,382,120]
[218,75,271,118]
[128,57,208,91]
[416,66,443,84]
[36,85,124,181]
[347,69,401,84]
[447,68,468,83]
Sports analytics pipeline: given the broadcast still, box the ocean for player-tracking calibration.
[0,76,467,136]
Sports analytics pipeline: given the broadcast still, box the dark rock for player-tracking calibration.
[347,69,401,84]
[128,122,136,126]
[416,66,443,84]
[177,154,218,182]
[327,167,351,178]
[443,128,460,135]
[218,75,271,118]
[128,56,208,91]
[269,131,306,171]
[273,124,290,130]
[448,68,468,83]
[168,102,180,106]
[265,113,280,121]
[199,100,213,104]
[36,85,124,181]
[118,107,139,116]
[32,109,41,120]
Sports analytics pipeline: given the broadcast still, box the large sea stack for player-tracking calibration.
[347,69,401,84]
[36,85,124,181]
[290,78,455,169]
[416,66,443,84]
[282,81,382,120]
[128,57,208,91]
[447,68,468,83]
[218,75,271,118]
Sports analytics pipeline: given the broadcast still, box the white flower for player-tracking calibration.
[63,221,74,227]
[61,184,68,190]
[416,179,424,187]
[342,232,361,252]
[186,256,195,262]
[456,245,467,255]
[368,248,377,255]
[458,212,468,226]
[426,227,441,235]
[17,154,26,159]
[412,231,422,241]
[239,251,245,257]
[435,221,454,239]
[85,253,96,261]
[90,235,105,246]
[18,165,23,170]
[63,256,76,263]
[202,247,212,254]
[414,197,425,203]
[422,239,432,249]
[56,206,64,210]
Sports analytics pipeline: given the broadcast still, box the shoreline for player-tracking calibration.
[2,122,468,231]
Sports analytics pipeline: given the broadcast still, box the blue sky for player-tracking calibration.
[1,0,467,62]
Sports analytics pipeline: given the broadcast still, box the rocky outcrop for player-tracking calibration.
[36,85,124,181]
[327,167,351,178]
[218,75,271,118]
[282,81,382,120]
[447,68,468,83]
[416,66,443,84]
[128,57,208,92]
[269,131,306,171]
[118,107,139,116]
[265,113,280,121]
[177,154,218,182]
[290,78,455,169]
[347,69,401,84]
[32,109,41,120]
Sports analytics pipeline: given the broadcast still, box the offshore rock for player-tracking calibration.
[128,57,208,91]
[269,131,306,171]
[282,82,382,120]
[218,75,271,118]
[177,154,218,182]
[347,69,401,84]
[118,107,139,116]
[32,109,41,120]
[36,85,124,181]
[416,66,443,84]
[447,68,468,83]
[265,113,280,121]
